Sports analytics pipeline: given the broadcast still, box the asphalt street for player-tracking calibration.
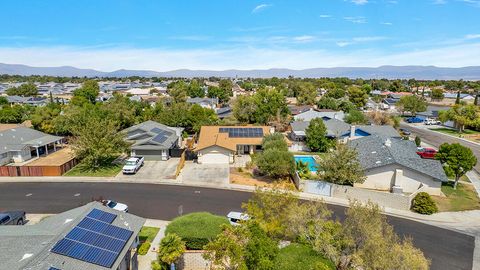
[0,182,474,270]
[401,123,480,173]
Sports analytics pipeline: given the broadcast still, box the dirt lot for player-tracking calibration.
[26,147,75,166]
[230,168,295,190]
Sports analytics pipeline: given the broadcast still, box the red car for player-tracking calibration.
[416,147,437,159]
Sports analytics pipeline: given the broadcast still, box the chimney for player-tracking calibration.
[349,125,355,139]
[384,138,392,147]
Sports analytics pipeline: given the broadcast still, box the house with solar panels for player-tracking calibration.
[122,121,184,161]
[195,126,272,164]
[0,201,145,270]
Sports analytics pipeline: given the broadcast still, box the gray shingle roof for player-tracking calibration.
[123,120,184,150]
[0,127,63,154]
[355,125,400,138]
[293,109,345,121]
[348,135,448,182]
[0,202,145,270]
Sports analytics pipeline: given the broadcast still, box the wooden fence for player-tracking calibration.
[0,158,78,177]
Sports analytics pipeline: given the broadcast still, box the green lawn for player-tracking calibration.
[138,226,160,243]
[275,243,335,270]
[64,163,122,177]
[431,128,480,136]
[432,182,480,212]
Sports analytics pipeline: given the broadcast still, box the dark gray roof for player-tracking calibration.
[186,97,218,106]
[0,127,63,154]
[348,135,448,182]
[123,120,183,150]
[0,202,145,270]
[355,125,400,138]
[325,119,351,137]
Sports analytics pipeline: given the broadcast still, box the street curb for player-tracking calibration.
[426,128,480,146]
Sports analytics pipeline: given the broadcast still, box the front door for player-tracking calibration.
[243,145,250,154]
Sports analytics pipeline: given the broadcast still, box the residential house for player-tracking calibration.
[125,88,151,96]
[123,120,184,161]
[6,95,49,106]
[0,201,144,270]
[216,106,233,119]
[0,126,64,165]
[195,126,271,164]
[443,92,475,100]
[348,135,448,195]
[293,108,345,121]
[287,105,315,116]
[381,97,399,110]
[186,97,218,109]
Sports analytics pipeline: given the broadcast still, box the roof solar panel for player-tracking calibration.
[86,209,117,224]
[103,224,133,241]
[152,134,168,143]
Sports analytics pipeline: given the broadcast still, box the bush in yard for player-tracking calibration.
[256,148,295,178]
[415,136,421,147]
[411,192,438,215]
[165,212,229,250]
[138,241,151,255]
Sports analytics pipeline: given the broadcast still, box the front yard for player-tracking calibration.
[230,167,296,189]
[64,163,122,177]
[275,243,335,270]
[432,182,480,212]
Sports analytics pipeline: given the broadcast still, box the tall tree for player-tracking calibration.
[438,104,480,133]
[187,79,205,98]
[233,95,257,123]
[168,80,188,103]
[317,143,366,186]
[396,95,427,116]
[344,110,368,125]
[431,88,444,101]
[252,87,289,124]
[455,90,461,104]
[71,80,99,105]
[305,118,330,152]
[435,143,477,189]
[6,83,38,96]
[317,97,339,110]
[347,86,368,108]
[296,82,317,105]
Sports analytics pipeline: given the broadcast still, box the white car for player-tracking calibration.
[227,211,249,226]
[122,156,144,174]
[424,118,441,125]
[104,200,129,212]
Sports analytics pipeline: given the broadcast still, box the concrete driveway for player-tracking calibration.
[180,161,230,186]
[116,159,179,180]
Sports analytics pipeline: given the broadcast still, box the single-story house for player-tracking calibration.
[195,126,271,164]
[186,97,218,109]
[293,108,345,121]
[6,95,48,106]
[443,92,474,100]
[348,135,448,195]
[216,106,233,119]
[381,98,400,110]
[125,88,151,96]
[123,121,184,161]
[287,105,315,116]
[0,126,64,165]
[0,201,145,270]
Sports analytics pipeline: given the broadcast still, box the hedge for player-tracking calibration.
[138,241,151,255]
[165,212,229,250]
[411,192,438,215]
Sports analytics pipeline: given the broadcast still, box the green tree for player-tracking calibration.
[157,233,186,267]
[397,95,427,116]
[244,223,279,270]
[431,88,444,101]
[361,84,372,95]
[455,91,461,104]
[344,110,367,125]
[0,96,8,106]
[168,81,188,103]
[6,83,38,96]
[262,133,288,151]
[204,224,249,270]
[435,143,477,189]
[305,118,330,152]
[187,104,218,133]
[324,88,345,99]
[102,94,138,129]
[207,86,229,103]
[71,80,99,105]
[347,86,368,108]
[296,82,317,105]
[438,104,480,133]
[31,103,62,134]
[256,148,294,178]
[187,79,205,98]
[317,97,338,110]
[317,143,366,186]
[233,95,257,123]
[252,87,289,124]
[0,105,31,123]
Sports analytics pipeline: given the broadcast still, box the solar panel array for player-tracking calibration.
[151,128,173,144]
[219,127,264,138]
[50,209,133,268]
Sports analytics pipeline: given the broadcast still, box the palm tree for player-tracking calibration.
[158,233,186,266]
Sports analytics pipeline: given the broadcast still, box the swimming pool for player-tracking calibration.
[294,155,318,172]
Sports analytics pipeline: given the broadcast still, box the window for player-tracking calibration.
[0,215,10,224]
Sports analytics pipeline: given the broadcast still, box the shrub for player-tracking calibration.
[415,136,421,147]
[165,212,229,250]
[138,241,151,255]
[411,192,438,215]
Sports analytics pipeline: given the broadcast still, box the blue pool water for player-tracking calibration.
[294,155,318,172]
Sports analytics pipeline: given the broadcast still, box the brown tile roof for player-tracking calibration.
[195,126,271,152]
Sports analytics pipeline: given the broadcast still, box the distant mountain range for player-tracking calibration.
[1,63,480,80]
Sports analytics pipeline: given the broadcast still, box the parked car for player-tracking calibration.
[0,211,26,225]
[103,200,129,212]
[424,118,441,125]
[122,156,144,174]
[227,211,249,226]
[416,147,437,159]
[399,128,411,135]
[406,117,423,123]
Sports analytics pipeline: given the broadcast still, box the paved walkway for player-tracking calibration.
[137,219,169,270]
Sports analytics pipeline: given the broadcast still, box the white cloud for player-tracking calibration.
[350,0,369,5]
[252,4,271,13]
[336,42,352,47]
[381,22,393,25]
[460,0,480,6]
[319,14,332,18]
[0,43,479,71]
[344,16,367,24]
[433,0,447,4]
[293,35,315,43]
[465,34,480,40]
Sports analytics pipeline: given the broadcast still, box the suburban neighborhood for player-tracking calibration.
[1,1,480,270]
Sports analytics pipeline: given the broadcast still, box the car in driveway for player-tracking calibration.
[424,118,441,125]
[122,156,144,174]
[406,117,424,123]
[399,128,411,135]
[0,211,26,225]
[416,147,438,159]
[103,200,129,212]
[227,211,249,226]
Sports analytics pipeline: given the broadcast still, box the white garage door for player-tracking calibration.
[200,153,230,164]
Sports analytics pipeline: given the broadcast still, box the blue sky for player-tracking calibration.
[1,0,479,71]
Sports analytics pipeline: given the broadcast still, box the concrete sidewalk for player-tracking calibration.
[137,219,169,270]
